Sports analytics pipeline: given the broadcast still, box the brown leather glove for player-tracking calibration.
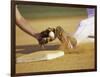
[38,27,56,47]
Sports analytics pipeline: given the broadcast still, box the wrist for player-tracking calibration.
[33,33,41,40]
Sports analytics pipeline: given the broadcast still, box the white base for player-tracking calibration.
[17,50,64,63]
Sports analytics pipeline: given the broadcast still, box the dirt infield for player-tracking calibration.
[16,16,95,73]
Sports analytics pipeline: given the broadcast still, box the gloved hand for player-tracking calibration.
[38,27,56,47]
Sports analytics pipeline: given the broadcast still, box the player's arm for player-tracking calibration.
[16,6,56,47]
[16,6,39,39]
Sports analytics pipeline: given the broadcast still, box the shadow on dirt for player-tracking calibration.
[16,44,60,54]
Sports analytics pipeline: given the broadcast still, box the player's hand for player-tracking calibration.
[36,27,56,47]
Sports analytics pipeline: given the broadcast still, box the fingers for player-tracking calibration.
[56,26,77,49]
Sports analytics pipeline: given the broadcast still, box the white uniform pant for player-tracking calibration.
[73,16,94,44]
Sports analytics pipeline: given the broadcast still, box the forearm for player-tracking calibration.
[16,6,38,38]
[16,17,38,37]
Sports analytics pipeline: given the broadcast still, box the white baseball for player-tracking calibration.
[49,31,55,39]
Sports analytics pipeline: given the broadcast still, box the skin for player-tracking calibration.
[15,6,59,47]
[16,6,41,41]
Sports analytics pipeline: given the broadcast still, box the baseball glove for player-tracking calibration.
[38,27,56,47]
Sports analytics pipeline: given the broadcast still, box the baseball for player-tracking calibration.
[49,31,55,39]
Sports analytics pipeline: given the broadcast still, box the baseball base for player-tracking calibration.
[17,50,64,63]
